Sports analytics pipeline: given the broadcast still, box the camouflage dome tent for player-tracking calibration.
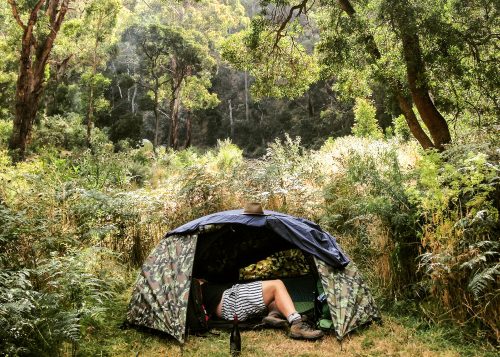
[126,209,380,343]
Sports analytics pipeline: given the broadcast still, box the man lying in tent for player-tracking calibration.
[199,278,324,340]
[125,202,380,343]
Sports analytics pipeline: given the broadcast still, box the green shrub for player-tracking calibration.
[31,113,87,151]
[213,139,243,171]
[0,120,12,146]
[67,187,165,265]
[352,98,383,139]
[247,134,323,218]
[393,114,411,141]
[0,248,122,356]
[174,141,244,221]
[410,147,499,338]
[321,146,420,299]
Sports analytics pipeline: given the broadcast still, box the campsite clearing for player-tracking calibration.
[83,315,496,356]
[75,290,496,357]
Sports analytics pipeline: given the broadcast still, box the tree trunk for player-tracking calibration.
[395,91,434,149]
[85,12,105,147]
[228,99,234,140]
[10,93,40,157]
[258,104,265,146]
[169,85,182,149]
[153,80,160,148]
[400,32,451,150]
[86,84,94,146]
[336,0,437,149]
[8,0,70,161]
[244,70,249,121]
[168,57,184,150]
[184,110,192,148]
[131,84,137,114]
[308,92,314,117]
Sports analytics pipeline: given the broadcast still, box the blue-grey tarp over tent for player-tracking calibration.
[166,209,350,268]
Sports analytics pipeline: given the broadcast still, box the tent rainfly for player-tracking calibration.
[126,209,381,342]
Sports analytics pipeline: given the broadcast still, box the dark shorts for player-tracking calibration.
[221,281,266,321]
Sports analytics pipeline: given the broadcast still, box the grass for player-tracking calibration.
[77,316,499,357]
[70,289,498,357]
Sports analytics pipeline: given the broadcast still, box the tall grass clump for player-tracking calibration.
[318,136,499,342]
[169,139,245,223]
[245,134,324,219]
[319,137,421,300]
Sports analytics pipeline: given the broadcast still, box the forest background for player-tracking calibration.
[0,0,498,356]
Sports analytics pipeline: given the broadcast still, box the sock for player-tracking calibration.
[287,312,301,324]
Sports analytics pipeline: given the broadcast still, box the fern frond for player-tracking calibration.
[468,263,500,300]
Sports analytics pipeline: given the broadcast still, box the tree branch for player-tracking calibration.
[46,0,59,25]
[273,0,310,49]
[7,0,27,30]
[337,0,355,15]
[158,108,170,118]
[35,0,70,79]
[27,0,47,29]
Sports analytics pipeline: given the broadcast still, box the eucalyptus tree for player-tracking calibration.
[80,0,121,145]
[328,0,498,148]
[6,0,72,160]
[133,0,247,147]
[181,74,220,147]
[131,23,210,149]
[122,24,168,148]
[227,0,499,150]
[222,26,320,100]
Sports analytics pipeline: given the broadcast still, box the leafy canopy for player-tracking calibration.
[222,18,319,100]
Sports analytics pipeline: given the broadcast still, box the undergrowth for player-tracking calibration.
[0,119,498,354]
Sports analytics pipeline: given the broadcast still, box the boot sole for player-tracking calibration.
[262,316,288,329]
[289,332,324,340]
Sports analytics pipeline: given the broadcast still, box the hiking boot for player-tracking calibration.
[262,311,288,329]
[289,319,324,340]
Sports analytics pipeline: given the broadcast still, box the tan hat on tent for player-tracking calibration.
[243,202,265,215]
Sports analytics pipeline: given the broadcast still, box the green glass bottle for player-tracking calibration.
[230,314,241,356]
